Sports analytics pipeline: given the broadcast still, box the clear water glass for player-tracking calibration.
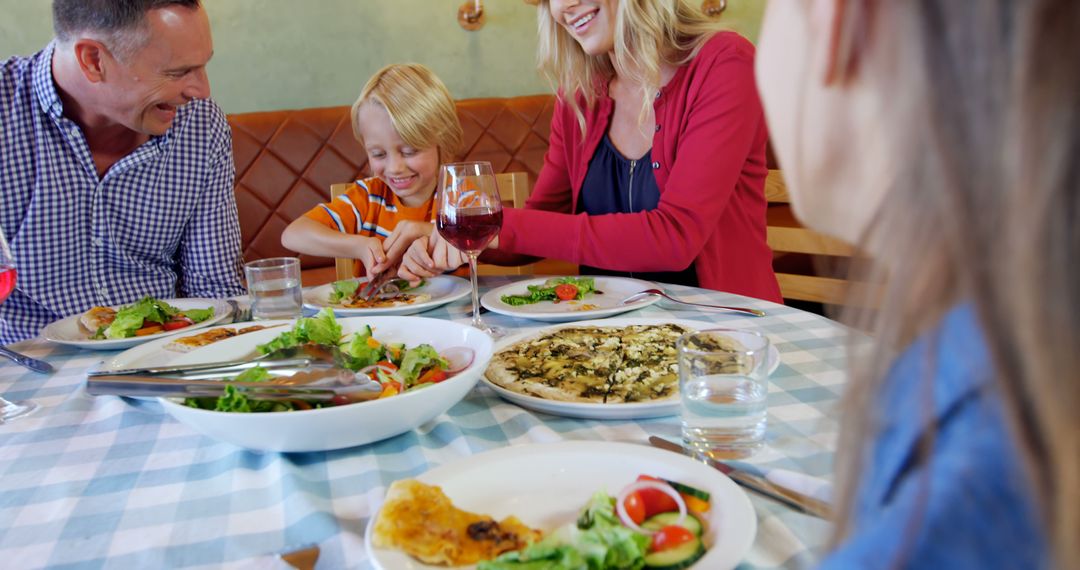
[678,329,771,460]
[244,257,303,320]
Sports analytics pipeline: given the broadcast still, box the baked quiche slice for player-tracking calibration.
[371,479,541,565]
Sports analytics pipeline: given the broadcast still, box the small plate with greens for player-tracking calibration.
[480,277,661,323]
[42,297,232,350]
[303,275,471,316]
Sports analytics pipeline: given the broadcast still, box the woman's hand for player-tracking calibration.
[398,232,469,285]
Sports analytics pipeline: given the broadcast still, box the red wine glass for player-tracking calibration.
[436,162,504,336]
[0,227,40,422]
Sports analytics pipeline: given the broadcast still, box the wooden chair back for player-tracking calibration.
[765,170,857,306]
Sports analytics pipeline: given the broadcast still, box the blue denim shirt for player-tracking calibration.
[819,305,1047,568]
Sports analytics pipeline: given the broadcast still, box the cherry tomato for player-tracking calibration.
[636,475,679,516]
[330,395,352,406]
[622,491,646,525]
[650,525,695,552]
[162,318,193,331]
[554,283,579,301]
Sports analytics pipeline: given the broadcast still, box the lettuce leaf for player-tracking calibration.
[398,344,448,385]
[499,277,596,306]
[182,307,214,323]
[479,491,649,570]
[256,307,341,354]
[183,366,293,413]
[339,325,384,369]
[329,280,361,303]
[103,296,183,339]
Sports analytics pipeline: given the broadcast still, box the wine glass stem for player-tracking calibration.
[467,253,483,329]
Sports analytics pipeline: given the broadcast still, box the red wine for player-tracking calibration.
[0,266,15,304]
[438,207,503,253]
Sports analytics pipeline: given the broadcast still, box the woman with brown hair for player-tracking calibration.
[756,0,1076,566]
[400,0,781,302]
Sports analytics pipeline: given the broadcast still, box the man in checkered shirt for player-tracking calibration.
[0,0,246,344]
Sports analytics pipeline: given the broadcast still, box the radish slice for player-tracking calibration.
[615,480,687,535]
[441,347,475,375]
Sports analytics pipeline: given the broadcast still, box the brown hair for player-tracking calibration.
[824,1,1079,567]
[350,63,464,163]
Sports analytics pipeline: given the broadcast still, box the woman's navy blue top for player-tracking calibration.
[577,134,699,286]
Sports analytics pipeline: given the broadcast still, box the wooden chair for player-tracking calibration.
[765,170,858,306]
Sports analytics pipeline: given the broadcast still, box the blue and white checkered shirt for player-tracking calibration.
[0,43,246,344]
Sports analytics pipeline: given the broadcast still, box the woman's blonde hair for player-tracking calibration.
[533,0,724,132]
[818,1,1079,567]
[350,63,464,161]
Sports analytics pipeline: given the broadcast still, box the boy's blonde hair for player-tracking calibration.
[350,63,464,161]
[533,0,724,132]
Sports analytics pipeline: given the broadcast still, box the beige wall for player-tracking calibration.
[0,0,765,114]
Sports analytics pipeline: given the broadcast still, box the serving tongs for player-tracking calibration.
[87,366,384,401]
[87,345,340,380]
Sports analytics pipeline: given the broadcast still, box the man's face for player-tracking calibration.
[99,5,214,136]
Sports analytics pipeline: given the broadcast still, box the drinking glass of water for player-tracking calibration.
[244,257,303,320]
[678,329,771,460]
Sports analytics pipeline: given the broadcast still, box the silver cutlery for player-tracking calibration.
[648,435,831,519]
[87,367,383,401]
[622,289,766,317]
[0,345,53,374]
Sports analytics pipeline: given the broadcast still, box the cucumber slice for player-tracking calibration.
[641,512,704,537]
[663,479,711,502]
[644,537,705,570]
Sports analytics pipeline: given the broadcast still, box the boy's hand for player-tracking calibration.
[398,232,469,285]
[382,221,434,269]
[353,235,390,278]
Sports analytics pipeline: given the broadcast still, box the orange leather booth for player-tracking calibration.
[227,95,555,285]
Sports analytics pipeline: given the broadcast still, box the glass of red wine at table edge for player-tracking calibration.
[436,161,504,337]
[0,227,40,423]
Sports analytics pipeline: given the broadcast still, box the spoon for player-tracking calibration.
[621,289,766,317]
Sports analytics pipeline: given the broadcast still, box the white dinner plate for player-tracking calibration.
[303,276,470,316]
[480,276,662,323]
[365,440,757,570]
[91,319,293,374]
[42,298,233,351]
[480,317,781,420]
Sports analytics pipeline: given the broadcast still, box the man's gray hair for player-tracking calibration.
[52,0,201,60]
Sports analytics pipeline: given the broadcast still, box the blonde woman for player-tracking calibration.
[400,0,781,302]
[757,0,1076,567]
[282,63,463,279]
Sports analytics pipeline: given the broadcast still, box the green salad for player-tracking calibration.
[96,296,214,340]
[184,308,450,413]
[499,277,598,307]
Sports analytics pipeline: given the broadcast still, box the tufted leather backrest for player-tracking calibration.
[227,95,556,270]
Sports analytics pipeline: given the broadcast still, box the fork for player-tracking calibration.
[621,289,766,317]
[227,299,252,323]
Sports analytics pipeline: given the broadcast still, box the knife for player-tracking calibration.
[648,436,832,519]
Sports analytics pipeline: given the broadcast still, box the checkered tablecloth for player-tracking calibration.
[0,278,845,569]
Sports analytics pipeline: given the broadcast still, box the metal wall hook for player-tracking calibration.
[703,0,727,18]
[459,0,485,31]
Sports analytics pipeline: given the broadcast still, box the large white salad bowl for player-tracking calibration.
[157,316,494,453]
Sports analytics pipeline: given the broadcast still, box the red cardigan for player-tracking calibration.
[489,32,781,302]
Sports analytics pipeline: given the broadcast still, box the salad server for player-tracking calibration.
[87,367,383,401]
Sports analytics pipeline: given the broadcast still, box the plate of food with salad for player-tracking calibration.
[303,275,471,316]
[365,440,756,570]
[480,277,662,323]
[149,309,493,452]
[42,296,232,350]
